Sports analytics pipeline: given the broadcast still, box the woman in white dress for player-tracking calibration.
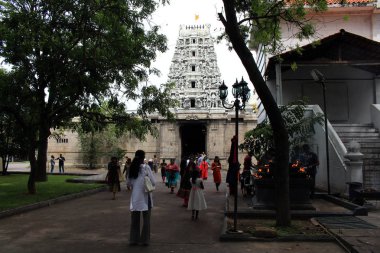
[187,168,207,221]
[127,150,156,246]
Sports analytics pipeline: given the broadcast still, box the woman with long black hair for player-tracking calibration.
[126,150,156,246]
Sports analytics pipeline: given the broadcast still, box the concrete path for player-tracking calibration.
[0,173,345,253]
[325,203,380,253]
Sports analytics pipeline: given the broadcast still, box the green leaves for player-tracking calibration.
[0,0,173,176]
[240,99,323,160]
[235,0,328,54]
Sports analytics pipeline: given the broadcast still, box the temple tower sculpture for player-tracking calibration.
[168,24,222,110]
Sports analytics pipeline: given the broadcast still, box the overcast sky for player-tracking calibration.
[130,0,255,109]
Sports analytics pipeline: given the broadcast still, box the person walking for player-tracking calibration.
[56,154,65,173]
[127,150,155,246]
[153,154,159,173]
[50,155,55,173]
[177,157,194,207]
[199,156,209,180]
[106,157,121,200]
[241,152,253,196]
[211,156,222,191]
[123,157,132,190]
[166,158,179,194]
[160,159,167,183]
[187,168,207,221]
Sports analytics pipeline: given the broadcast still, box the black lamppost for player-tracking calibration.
[310,69,331,195]
[218,77,250,232]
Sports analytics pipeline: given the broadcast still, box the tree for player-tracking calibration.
[218,0,327,226]
[0,0,175,194]
[0,69,28,175]
[240,99,324,161]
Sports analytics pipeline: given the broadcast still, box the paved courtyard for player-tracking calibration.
[0,172,347,253]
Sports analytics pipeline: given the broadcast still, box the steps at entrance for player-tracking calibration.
[333,123,380,190]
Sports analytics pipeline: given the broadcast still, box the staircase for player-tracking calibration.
[333,123,380,191]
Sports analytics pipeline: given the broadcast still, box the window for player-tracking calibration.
[191,81,196,88]
[191,65,195,71]
[56,138,68,144]
[192,39,196,43]
[151,119,160,123]
[192,51,196,56]
[191,99,195,108]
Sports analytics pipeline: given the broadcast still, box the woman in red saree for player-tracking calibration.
[211,156,222,191]
[199,156,209,180]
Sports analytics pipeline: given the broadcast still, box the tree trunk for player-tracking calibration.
[35,123,50,181]
[27,142,37,194]
[1,155,8,175]
[220,0,291,226]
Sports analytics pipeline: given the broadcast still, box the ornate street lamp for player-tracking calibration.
[218,77,250,232]
[310,69,331,195]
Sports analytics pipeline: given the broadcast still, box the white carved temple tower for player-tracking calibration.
[168,24,223,110]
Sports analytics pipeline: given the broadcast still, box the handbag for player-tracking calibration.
[144,175,155,192]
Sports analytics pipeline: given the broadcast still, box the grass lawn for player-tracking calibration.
[0,174,104,212]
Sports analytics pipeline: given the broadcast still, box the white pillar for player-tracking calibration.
[344,140,364,183]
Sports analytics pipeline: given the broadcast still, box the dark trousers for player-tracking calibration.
[130,210,151,244]
[59,164,64,173]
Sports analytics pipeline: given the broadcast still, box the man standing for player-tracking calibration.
[301,144,319,197]
[56,154,66,173]
[153,154,159,173]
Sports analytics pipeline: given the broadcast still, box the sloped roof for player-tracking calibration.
[265,29,380,76]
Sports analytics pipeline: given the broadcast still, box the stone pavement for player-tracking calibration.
[226,188,380,253]
[321,203,380,253]
[0,172,345,253]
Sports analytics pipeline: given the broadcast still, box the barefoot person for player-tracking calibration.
[106,157,121,200]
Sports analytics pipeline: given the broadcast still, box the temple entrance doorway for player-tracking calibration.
[180,123,206,158]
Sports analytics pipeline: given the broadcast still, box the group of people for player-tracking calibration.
[104,151,223,246]
[49,154,66,173]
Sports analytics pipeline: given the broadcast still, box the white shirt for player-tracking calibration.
[127,164,156,211]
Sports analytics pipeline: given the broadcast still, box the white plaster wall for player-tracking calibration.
[372,13,380,42]
[371,104,380,131]
[281,9,378,52]
[310,107,348,194]
[280,65,375,124]
[375,78,380,103]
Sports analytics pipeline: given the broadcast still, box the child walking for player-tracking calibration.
[187,168,207,221]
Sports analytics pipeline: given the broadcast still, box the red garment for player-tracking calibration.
[243,155,252,171]
[166,163,179,172]
[211,162,222,183]
[199,161,209,180]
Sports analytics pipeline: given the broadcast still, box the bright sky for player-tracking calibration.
[130,0,255,109]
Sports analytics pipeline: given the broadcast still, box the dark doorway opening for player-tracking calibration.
[180,124,206,158]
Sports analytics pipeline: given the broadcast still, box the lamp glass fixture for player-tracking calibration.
[218,81,228,100]
[232,79,241,97]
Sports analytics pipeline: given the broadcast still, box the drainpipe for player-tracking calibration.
[275,63,283,105]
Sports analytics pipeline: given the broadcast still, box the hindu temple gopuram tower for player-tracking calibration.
[47,24,257,166]
[168,24,223,110]
[123,24,257,161]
